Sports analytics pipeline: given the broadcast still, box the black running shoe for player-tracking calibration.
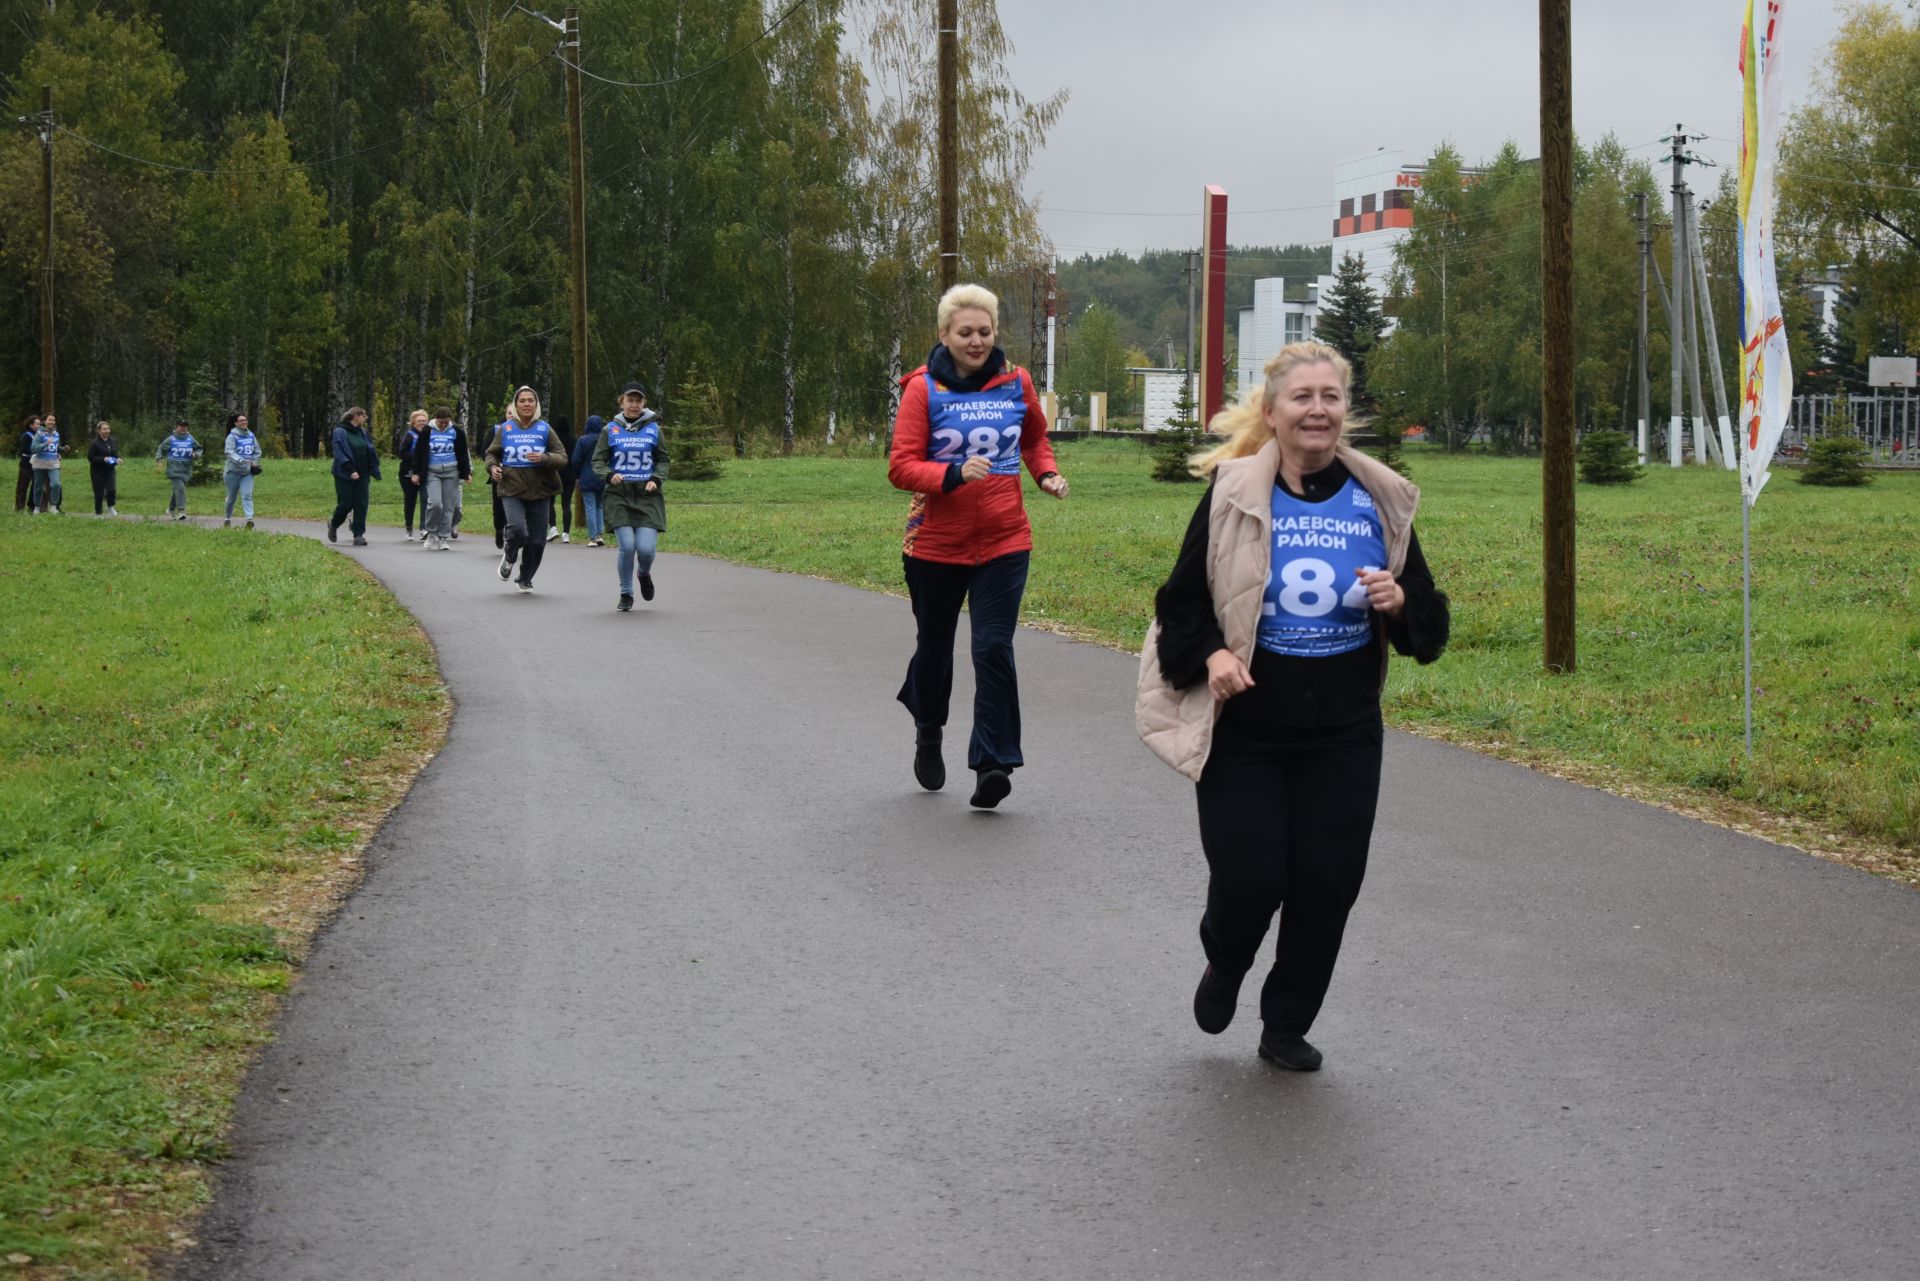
[638,572,655,601]
[968,768,1012,810]
[498,551,514,581]
[1193,964,1245,1035]
[617,593,633,612]
[1257,1030,1323,1072]
[326,520,338,543]
[913,726,945,791]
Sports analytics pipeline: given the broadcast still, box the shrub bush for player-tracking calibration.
[1799,434,1872,486]
[1578,430,1643,485]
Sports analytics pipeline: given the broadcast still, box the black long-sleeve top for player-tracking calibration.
[1152,458,1451,729]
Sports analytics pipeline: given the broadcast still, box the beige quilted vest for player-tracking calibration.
[1135,439,1420,781]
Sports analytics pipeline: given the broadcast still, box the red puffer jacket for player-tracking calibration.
[887,362,1059,566]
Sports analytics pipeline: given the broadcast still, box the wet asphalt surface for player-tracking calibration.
[167,518,1920,1280]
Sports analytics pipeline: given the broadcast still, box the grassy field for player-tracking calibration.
[1,519,447,1277]
[103,442,1920,866]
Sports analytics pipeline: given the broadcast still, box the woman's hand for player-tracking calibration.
[607,473,624,485]
[1205,648,1255,701]
[959,456,992,483]
[644,480,658,493]
[350,471,361,481]
[489,464,504,481]
[1355,568,1405,618]
[1040,473,1069,500]
[524,450,545,464]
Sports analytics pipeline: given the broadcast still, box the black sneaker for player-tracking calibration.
[638,572,655,601]
[351,536,368,546]
[1257,1029,1323,1072]
[968,768,1012,810]
[326,520,338,543]
[244,518,254,530]
[497,550,514,581]
[1193,964,1245,1035]
[223,518,231,528]
[617,593,633,612]
[913,726,945,791]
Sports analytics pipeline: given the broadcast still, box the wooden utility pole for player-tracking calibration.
[562,9,589,439]
[937,0,958,292]
[1540,0,1576,674]
[39,87,55,417]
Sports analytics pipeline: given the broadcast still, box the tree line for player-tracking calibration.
[0,0,1061,454]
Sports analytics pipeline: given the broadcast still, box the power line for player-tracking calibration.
[555,0,814,90]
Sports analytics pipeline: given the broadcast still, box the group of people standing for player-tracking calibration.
[890,282,1450,1073]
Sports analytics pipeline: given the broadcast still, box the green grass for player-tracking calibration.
[2,519,446,1277]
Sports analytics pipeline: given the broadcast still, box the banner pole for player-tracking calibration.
[1743,488,1754,756]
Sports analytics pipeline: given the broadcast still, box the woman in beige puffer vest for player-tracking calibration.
[1137,342,1449,1073]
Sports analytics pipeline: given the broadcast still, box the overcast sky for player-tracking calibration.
[992,0,1849,257]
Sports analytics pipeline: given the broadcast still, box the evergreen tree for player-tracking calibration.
[1150,375,1203,482]
[1315,251,1385,411]
[1577,430,1643,484]
[1800,434,1872,487]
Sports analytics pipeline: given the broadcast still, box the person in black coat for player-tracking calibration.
[87,419,123,515]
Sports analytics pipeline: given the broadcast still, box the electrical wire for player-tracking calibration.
[555,0,814,90]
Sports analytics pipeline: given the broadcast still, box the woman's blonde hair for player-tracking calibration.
[1187,341,1353,478]
[937,283,1000,336]
[409,408,429,425]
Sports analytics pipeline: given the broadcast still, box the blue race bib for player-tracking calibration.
[35,431,58,460]
[606,421,658,482]
[232,432,259,460]
[167,436,197,461]
[429,428,457,461]
[500,423,548,468]
[1256,477,1388,658]
[924,371,1026,476]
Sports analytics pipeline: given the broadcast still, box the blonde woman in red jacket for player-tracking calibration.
[888,284,1069,809]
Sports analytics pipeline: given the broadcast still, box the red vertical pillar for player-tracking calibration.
[1199,185,1229,427]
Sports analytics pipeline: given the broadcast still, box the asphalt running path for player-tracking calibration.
[170,518,1920,1280]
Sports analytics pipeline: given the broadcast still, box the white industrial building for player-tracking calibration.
[1131,369,1199,430]
[1236,277,1335,396]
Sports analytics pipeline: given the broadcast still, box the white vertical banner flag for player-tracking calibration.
[1737,0,1791,506]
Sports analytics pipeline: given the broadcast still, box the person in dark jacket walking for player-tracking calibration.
[592,383,669,611]
[887,284,1068,810]
[570,414,607,546]
[1138,342,1449,1073]
[483,386,567,592]
[155,418,203,519]
[327,407,381,546]
[88,419,122,516]
[15,415,37,513]
[397,410,428,541]
[408,407,471,551]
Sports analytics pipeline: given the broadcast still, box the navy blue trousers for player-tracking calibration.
[897,551,1029,772]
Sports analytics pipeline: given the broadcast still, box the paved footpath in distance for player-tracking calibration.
[171,518,1920,1281]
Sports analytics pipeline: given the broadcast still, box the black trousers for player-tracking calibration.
[91,464,116,513]
[897,551,1029,771]
[501,496,552,584]
[13,459,29,511]
[1195,709,1383,1036]
[400,475,422,531]
[330,474,371,537]
[554,472,575,534]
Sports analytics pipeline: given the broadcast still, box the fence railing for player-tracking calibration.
[1785,392,1918,466]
